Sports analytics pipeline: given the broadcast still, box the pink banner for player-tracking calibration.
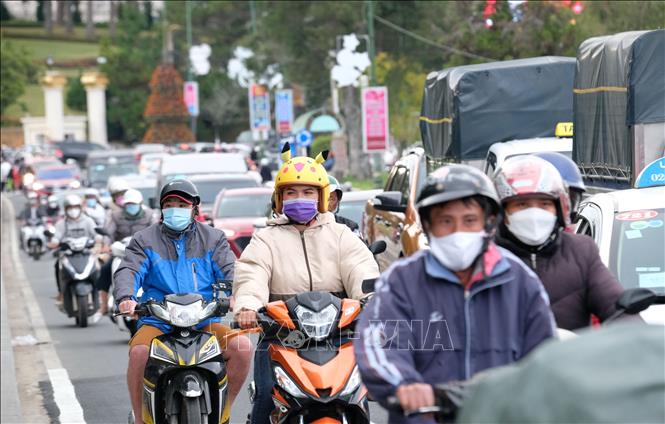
[362,87,389,152]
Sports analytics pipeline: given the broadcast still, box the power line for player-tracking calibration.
[373,15,497,62]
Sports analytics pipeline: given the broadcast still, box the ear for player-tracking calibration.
[315,150,329,165]
[281,143,292,162]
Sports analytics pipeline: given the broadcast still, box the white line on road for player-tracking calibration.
[2,195,87,424]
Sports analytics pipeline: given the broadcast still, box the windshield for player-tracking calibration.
[338,200,366,225]
[89,163,139,184]
[37,168,74,180]
[216,193,272,218]
[196,179,260,204]
[610,208,665,294]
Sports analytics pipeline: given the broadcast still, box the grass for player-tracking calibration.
[1,25,109,41]
[4,37,99,62]
[5,83,84,118]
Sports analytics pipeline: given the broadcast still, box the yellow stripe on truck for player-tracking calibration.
[573,86,628,94]
[419,116,453,124]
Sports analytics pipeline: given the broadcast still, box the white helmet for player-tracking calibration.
[64,194,82,208]
[108,178,130,195]
[27,191,38,200]
[123,188,143,205]
[84,188,100,199]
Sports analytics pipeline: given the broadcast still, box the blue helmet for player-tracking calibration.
[533,152,586,192]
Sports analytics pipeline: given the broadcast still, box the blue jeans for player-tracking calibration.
[251,340,275,424]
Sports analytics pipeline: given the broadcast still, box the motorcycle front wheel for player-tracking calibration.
[77,295,88,328]
[180,397,205,424]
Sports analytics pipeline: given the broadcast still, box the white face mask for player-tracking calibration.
[429,231,486,272]
[506,207,557,246]
[66,207,81,220]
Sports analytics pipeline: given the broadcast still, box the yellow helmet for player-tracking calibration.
[274,143,330,213]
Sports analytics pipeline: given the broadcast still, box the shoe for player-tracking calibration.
[56,301,65,313]
[91,311,103,324]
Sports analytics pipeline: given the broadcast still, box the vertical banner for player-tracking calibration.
[183,81,199,116]
[362,86,389,152]
[275,89,294,135]
[249,83,271,140]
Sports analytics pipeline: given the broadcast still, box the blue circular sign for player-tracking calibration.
[296,130,313,148]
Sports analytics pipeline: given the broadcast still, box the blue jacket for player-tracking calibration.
[113,221,235,332]
[354,244,556,423]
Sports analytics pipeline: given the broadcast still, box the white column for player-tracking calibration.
[41,72,67,141]
[81,72,109,145]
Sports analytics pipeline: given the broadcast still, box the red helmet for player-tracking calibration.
[493,155,571,228]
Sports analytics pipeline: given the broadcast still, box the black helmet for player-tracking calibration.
[416,164,500,222]
[160,179,200,206]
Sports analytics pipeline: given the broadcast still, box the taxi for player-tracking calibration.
[575,157,665,324]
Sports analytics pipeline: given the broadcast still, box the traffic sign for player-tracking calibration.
[249,83,271,137]
[275,89,294,134]
[184,81,199,116]
[296,130,313,148]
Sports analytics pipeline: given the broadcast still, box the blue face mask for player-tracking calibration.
[162,207,192,231]
[124,203,141,216]
[86,199,97,208]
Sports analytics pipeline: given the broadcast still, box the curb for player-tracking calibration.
[1,268,24,423]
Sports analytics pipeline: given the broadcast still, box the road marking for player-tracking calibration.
[2,196,87,423]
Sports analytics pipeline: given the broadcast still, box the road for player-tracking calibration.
[2,193,388,424]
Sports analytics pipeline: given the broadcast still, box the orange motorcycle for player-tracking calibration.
[239,290,372,424]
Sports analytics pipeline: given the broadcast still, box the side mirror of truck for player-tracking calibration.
[372,191,407,213]
[148,197,157,209]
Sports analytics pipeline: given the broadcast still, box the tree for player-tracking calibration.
[0,1,11,21]
[66,73,86,112]
[199,72,246,143]
[100,4,161,142]
[43,0,53,35]
[1,41,38,115]
[85,1,94,40]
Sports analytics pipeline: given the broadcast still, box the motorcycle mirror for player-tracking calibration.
[362,278,376,294]
[43,229,54,238]
[615,288,659,315]
[94,227,110,237]
[368,240,387,256]
[213,280,233,292]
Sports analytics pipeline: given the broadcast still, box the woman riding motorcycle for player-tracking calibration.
[234,144,380,424]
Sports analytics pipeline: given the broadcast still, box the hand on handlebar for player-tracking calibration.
[235,308,258,329]
[396,383,436,415]
[119,299,138,319]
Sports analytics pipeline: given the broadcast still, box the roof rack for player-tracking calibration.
[579,163,631,184]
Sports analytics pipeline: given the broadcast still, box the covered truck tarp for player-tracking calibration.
[420,56,575,161]
[458,323,665,423]
[573,30,665,185]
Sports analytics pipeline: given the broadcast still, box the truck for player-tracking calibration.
[419,56,576,169]
[573,29,665,191]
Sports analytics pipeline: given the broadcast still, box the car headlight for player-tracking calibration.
[220,228,236,238]
[340,365,362,396]
[274,366,307,398]
[294,304,338,341]
[165,300,203,327]
[150,338,177,364]
[69,180,81,189]
[32,182,44,191]
[197,335,221,363]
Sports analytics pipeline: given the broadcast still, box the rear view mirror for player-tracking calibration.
[148,197,156,209]
[368,240,387,256]
[362,278,376,294]
[373,191,406,213]
[615,288,659,315]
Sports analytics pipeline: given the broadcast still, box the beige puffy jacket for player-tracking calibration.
[233,212,379,312]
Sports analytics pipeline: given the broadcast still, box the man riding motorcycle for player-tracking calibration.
[46,195,61,219]
[234,145,380,424]
[95,188,157,318]
[48,194,99,307]
[493,155,625,330]
[83,188,106,227]
[327,175,361,236]
[115,179,253,423]
[19,192,48,250]
[354,164,556,423]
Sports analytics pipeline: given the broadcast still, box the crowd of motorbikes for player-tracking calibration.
[14,189,665,424]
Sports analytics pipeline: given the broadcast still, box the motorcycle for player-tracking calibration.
[55,236,101,328]
[21,217,47,260]
[120,282,233,424]
[107,236,141,336]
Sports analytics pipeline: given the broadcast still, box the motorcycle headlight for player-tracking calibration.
[294,304,338,341]
[199,301,219,321]
[148,303,170,323]
[274,366,307,398]
[32,182,44,191]
[197,335,221,363]
[340,365,362,396]
[166,300,203,327]
[150,338,177,364]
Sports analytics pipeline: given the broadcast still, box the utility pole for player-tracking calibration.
[250,1,257,35]
[186,1,196,138]
[366,0,376,85]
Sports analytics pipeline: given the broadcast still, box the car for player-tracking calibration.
[85,150,139,189]
[30,165,81,195]
[120,174,158,204]
[212,187,273,257]
[138,152,166,176]
[50,141,107,166]
[186,173,261,219]
[337,189,383,228]
[484,137,573,177]
[134,143,167,158]
[576,184,665,325]
[363,147,429,271]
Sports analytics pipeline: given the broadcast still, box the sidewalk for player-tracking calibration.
[1,265,23,423]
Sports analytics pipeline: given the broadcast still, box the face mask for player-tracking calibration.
[86,199,97,208]
[114,195,124,207]
[283,198,318,224]
[125,204,141,216]
[429,231,486,272]
[506,207,557,246]
[162,207,192,231]
[66,207,81,220]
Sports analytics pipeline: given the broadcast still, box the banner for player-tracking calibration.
[249,83,271,133]
[275,89,294,135]
[184,81,199,117]
[362,86,389,152]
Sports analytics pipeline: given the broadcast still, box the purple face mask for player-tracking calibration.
[283,198,318,224]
